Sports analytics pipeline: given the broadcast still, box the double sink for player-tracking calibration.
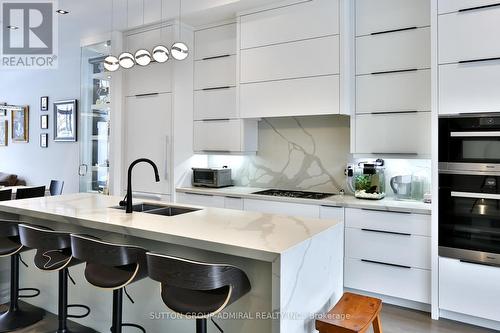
[113,203,200,217]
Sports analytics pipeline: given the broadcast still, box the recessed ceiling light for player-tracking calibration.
[6,25,19,30]
[56,9,69,14]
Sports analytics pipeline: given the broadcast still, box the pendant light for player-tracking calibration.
[171,0,189,61]
[152,0,169,63]
[103,0,119,72]
[134,0,152,66]
[118,52,135,69]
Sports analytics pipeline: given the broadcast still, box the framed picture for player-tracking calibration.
[54,100,77,142]
[40,115,49,129]
[11,106,29,143]
[0,121,7,146]
[40,133,48,148]
[41,96,49,111]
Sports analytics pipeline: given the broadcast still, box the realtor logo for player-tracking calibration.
[1,0,58,68]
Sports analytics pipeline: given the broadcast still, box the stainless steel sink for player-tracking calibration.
[111,203,200,216]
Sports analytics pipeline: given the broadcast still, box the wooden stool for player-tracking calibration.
[316,292,383,333]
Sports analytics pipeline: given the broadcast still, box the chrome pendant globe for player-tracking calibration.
[103,55,119,72]
[135,49,152,66]
[118,52,135,69]
[152,45,169,63]
[171,42,189,61]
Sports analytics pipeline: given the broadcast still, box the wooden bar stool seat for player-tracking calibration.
[316,292,383,333]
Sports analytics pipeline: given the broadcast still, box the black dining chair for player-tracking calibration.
[0,189,12,201]
[49,180,64,196]
[15,186,46,200]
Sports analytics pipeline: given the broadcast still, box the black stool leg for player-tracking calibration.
[0,254,44,332]
[196,319,207,333]
[111,289,123,333]
[58,268,68,333]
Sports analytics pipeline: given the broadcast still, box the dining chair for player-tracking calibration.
[49,180,65,196]
[0,189,12,201]
[15,186,46,200]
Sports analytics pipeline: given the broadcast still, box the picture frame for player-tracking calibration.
[40,115,49,129]
[40,133,48,148]
[41,96,49,111]
[0,120,7,146]
[54,100,77,142]
[11,106,29,143]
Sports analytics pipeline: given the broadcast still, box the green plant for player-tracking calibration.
[355,175,372,191]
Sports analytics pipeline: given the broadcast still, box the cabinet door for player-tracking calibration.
[176,192,225,208]
[240,75,340,118]
[319,206,344,222]
[356,0,430,36]
[356,69,431,114]
[355,112,431,155]
[356,27,430,75]
[224,197,244,210]
[194,88,237,120]
[240,0,339,49]
[438,0,500,14]
[439,61,500,114]
[240,35,339,83]
[440,257,500,321]
[194,56,236,90]
[243,199,320,218]
[125,93,171,195]
[438,7,500,64]
[194,23,237,60]
[143,0,161,24]
[193,120,257,153]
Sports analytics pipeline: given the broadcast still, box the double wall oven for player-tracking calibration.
[439,114,500,266]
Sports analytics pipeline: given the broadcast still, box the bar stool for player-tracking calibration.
[0,220,44,332]
[70,234,148,333]
[18,224,96,333]
[146,252,251,333]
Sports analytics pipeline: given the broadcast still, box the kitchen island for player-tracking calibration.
[0,193,343,333]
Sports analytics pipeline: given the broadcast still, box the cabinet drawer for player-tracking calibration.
[319,205,344,222]
[438,0,500,14]
[176,192,225,208]
[240,35,339,83]
[194,56,236,90]
[345,258,431,304]
[193,120,257,153]
[356,27,430,75]
[356,0,430,36]
[355,112,431,155]
[125,63,172,96]
[244,199,320,218]
[240,75,340,118]
[356,69,431,114]
[194,88,237,120]
[194,23,236,60]
[440,257,500,321]
[224,196,244,210]
[345,228,431,269]
[439,61,500,114]
[240,0,339,49]
[345,208,431,236]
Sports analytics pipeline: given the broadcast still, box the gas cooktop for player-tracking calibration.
[252,189,335,200]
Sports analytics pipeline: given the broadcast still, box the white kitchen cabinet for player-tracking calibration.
[143,0,162,24]
[356,0,430,36]
[319,205,344,222]
[439,61,500,114]
[438,7,500,64]
[194,23,237,60]
[224,196,244,210]
[243,199,320,219]
[193,120,258,153]
[345,258,431,304]
[124,93,172,195]
[356,69,431,114]
[438,0,500,14]
[194,88,237,120]
[240,75,340,118]
[440,257,500,321]
[176,192,225,208]
[355,112,431,155]
[194,56,236,90]
[356,27,431,75]
[240,0,339,49]
[240,35,339,83]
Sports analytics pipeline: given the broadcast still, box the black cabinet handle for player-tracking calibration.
[201,150,231,153]
[458,57,500,64]
[185,192,213,197]
[202,54,231,61]
[370,110,418,115]
[361,228,412,236]
[459,3,500,12]
[201,118,230,122]
[371,26,417,36]
[135,93,159,97]
[371,68,418,75]
[361,259,411,269]
[202,86,232,91]
[361,208,412,214]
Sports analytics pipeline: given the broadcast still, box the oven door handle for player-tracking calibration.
[450,131,500,137]
[451,191,500,200]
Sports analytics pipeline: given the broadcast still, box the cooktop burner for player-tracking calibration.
[252,189,335,200]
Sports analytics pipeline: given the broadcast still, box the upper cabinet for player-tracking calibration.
[239,0,346,118]
[438,0,500,14]
[194,23,237,60]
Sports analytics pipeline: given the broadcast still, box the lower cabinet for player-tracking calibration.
[243,198,320,218]
[176,192,225,208]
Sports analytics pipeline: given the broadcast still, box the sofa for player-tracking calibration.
[0,172,26,186]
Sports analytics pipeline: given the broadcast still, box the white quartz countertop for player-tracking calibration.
[0,193,341,262]
[177,186,431,215]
